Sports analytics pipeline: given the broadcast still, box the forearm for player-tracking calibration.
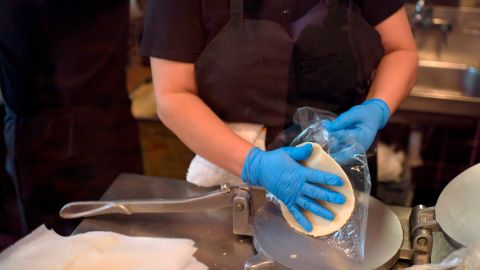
[366,49,418,113]
[367,7,418,115]
[151,57,252,176]
[156,87,252,177]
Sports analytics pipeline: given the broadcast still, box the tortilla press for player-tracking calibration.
[60,163,480,269]
[61,185,404,269]
[245,196,403,270]
[407,163,480,265]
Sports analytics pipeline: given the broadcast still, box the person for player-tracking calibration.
[140,0,417,231]
[0,0,143,239]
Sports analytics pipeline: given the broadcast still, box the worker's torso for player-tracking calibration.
[195,0,384,144]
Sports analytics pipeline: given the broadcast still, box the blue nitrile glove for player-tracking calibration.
[241,143,346,232]
[326,98,390,163]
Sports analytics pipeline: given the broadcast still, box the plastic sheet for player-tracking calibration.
[405,243,480,270]
[282,107,372,261]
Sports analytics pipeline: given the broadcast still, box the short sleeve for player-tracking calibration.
[140,0,205,63]
[355,0,405,26]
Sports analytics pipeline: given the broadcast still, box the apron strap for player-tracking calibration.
[230,0,244,23]
[325,0,348,25]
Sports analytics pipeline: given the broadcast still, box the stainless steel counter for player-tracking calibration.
[74,174,265,269]
[74,174,457,269]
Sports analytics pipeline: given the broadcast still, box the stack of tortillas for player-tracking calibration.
[280,142,355,237]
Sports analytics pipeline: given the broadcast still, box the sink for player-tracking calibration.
[406,4,480,67]
[414,60,480,99]
[397,5,480,117]
[399,60,480,117]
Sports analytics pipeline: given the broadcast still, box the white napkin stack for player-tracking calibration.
[0,225,208,270]
[186,123,266,187]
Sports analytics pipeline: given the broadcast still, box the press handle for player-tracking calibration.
[244,253,274,270]
[60,185,234,219]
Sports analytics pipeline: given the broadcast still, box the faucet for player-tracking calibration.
[411,0,453,32]
[412,0,434,27]
[411,0,453,55]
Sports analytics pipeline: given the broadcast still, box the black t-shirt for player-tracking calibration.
[0,0,130,115]
[140,0,404,62]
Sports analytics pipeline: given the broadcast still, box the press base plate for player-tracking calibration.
[251,196,403,270]
[436,164,480,248]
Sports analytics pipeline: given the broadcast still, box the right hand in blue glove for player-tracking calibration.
[241,143,346,232]
[325,98,390,163]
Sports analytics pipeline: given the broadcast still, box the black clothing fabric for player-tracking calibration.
[142,0,383,142]
[140,0,403,63]
[4,104,143,235]
[163,0,382,186]
[195,0,293,131]
[141,0,386,188]
[0,0,130,115]
[0,0,143,235]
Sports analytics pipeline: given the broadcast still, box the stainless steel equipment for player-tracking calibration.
[411,0,453,32]
[415,60,480,98]
[398,60,480,118]
[61,183,254,236]
[245,197,403,269]
[407,163,480,265]
[431,163,480,248]
[403,3,480,118]
[63,184,403,269]
[410,0,453,54]
[62,164,480,269]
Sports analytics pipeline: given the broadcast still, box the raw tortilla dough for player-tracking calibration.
[280,142,355,237]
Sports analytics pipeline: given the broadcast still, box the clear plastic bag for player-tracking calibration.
[277,107,372,261]
[405,243,480,270]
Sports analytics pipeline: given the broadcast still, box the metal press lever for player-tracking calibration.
[409,205,440,264]
[60,183,254,236]
[60,183,235,218]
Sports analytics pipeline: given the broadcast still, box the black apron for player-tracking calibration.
[196,0,384,139]
[195,0,384,193]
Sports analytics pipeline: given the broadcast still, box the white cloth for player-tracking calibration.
[186,123,266,187]
[377,142,405,182]
[0,225,208,270]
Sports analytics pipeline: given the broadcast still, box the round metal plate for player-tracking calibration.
[436,163,480,247]
[253,196,403,270]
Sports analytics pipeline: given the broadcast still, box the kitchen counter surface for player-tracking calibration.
[74,174,457,269]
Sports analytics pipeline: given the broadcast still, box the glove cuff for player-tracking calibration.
[363,98,391,129]
[241,146,262,186]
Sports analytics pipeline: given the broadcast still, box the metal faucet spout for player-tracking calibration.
[413,0,433,26]
[410,0,454,51]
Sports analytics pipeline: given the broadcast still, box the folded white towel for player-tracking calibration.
[0,225,208,270]
[186,123,266,187]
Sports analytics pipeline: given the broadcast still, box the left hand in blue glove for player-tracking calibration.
[326,98,390,162]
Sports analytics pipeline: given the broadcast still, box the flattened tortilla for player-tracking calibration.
[280,143,355,237]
